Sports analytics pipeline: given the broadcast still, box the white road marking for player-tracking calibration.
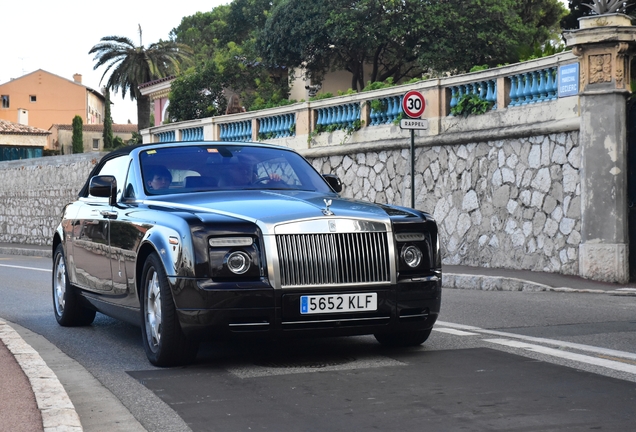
[433,328,479,336]
[484,338,636,375]
[436,320,636,361]
[0,263,51,273]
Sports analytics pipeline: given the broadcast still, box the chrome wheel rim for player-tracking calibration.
[53,254,66,316]
[145,270,162,348]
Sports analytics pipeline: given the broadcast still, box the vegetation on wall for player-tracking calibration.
[72,116,84,154]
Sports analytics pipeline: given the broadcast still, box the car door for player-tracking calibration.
[71,155,130,293]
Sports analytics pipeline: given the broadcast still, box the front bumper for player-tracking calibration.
[173,276,442,340]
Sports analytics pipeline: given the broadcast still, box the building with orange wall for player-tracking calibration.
[0,69,105,133]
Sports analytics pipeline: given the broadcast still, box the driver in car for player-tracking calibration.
[221,162,283,187]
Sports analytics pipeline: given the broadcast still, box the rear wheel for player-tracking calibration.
[374,329,432,347]
[52,244,96,326]
[140,252,198,367]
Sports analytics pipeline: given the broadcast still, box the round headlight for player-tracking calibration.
[226,251,251,275]
[401,245,423,268]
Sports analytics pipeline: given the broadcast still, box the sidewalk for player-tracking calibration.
[1,243,635,432]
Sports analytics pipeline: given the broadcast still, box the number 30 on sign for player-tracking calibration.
[402,91,426,118]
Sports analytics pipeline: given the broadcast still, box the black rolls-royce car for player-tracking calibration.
[52,141,442,366]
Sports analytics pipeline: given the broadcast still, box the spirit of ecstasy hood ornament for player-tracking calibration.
[322,199,334,216]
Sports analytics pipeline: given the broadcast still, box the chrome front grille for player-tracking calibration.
[276,232,391,287]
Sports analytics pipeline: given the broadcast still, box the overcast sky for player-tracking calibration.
[0,0,227,125]
[2,0,571,126]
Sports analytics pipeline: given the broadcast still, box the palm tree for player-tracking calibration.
[89,26,193,130]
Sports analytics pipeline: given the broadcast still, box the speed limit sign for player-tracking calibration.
[402,91,426,118]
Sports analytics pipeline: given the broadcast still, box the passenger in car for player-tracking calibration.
[145,166,172,191]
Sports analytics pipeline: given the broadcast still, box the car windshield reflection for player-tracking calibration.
[139,144,332,195]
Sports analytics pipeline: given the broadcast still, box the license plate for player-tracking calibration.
[300,293,377,314]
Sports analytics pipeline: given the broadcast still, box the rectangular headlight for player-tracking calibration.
[209,237,253,247]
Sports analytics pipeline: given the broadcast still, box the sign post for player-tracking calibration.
[401,91,427,208]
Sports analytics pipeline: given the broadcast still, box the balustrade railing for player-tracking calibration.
[180,126,204,142]
[508,67,558,107]
[157,131,175,142]
[219,120,252,142]
[258,114,295,139]
[144,52,578,146]
[369,96,402,125]
[316,102,361,130]
[448,80,497,115]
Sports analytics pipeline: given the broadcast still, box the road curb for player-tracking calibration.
[443,273,636,296]
[0,319,82,432]
[0,246,51,258]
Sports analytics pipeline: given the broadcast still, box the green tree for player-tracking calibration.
[89,26,193,131]
[72,115,84,154]
[103,88,114,150]
[259,0,566,89]
[169,2,289,121]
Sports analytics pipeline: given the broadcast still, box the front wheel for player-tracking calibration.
[374,329,432,347]
[52,244,96,326]
[140,252,198,367]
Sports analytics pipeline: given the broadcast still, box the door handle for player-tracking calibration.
[100,210,118,219]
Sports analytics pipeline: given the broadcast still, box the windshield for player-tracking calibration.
[140,144,333,195]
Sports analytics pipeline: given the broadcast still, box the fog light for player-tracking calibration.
[402,245,422,268]
[226,251,251,274]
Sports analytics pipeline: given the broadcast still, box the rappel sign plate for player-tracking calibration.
[402,90,426,118]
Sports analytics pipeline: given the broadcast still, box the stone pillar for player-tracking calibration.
[563,14,636,283]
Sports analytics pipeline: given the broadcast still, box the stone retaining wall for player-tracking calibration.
[0,153,103,245]
[311,131,581,274]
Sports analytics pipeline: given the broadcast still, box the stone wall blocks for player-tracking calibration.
[531,191,545,209]
[544,218,559,237]
[559,217,576,235]
[552,145,567,164]
[528,145,541,168]
[507,199,519,215]
[531,167,551,193]
[567,146,581,169]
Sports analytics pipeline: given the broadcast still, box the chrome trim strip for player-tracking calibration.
[228,322,270,327]
[282,316,391,325]
[399,313,429,319]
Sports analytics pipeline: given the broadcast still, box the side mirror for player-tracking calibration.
[89,175,118,206]
[322,174,343,193]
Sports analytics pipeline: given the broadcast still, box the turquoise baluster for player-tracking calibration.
[335,105,343,128]
[529,71,539,104]
[260,118,268,136]
[521,73,531,105]
[449,86,458,114]
[479,81,487,100]
[391,96,400,121]
[285,114,293,136]
[324,107,332,127]
[382,97,390,123]
[353,103,361,126]
[548,67,557,100]
[537,69,547,102]
[515,74,525,105]
[509,76,518,107]
[370,101,379,125]
[485,80,494,104]
[246,121,252,141]
[491,80,497,110]
[277,115,284,138]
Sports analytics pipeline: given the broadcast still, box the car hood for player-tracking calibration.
[145,190,417,228]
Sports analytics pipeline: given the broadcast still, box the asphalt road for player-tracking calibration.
[1,254,635,431]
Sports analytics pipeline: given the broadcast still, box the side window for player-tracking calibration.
[93,156,130,201]
[123,161,136,199]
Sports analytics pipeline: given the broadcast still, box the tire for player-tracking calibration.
[52,244,96,326]
[374,328,432,347]
[140,252,199,367]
